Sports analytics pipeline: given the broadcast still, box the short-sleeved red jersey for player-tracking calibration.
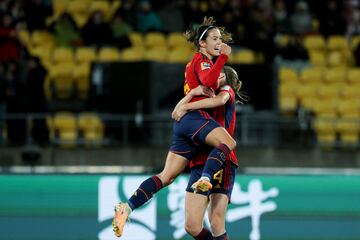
[190,85,239,168]
[184,53,228,103]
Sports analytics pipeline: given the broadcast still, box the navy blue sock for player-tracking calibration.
[202,144,231,180]
[214,232,229,240]
[127,175,163,210]
[194,228,213,240]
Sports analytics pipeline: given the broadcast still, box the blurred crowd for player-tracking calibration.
[0,0,359,145]
[0,0,359,62]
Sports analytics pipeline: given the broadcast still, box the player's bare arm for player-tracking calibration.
[173,91,230,121]
[171,85,214,119]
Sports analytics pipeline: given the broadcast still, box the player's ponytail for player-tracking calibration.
[223,66,249,104]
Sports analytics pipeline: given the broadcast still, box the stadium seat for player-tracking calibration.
[234,50,256,64]
[312,99,337,117]
[327,51,346,67]
[327,35,349,51]
[66,0,89,17]
[89,0,111,19]
[316,84,339,99]
[301,96,317,111]
[30,46,53,69]
[110,1,121,16]
[347,68,360,85]
[73,63,90,99]
[278,67,299,83]
[144,48,167,62]
[323,68,346,83]
[303,35,326,51]
[52,47,74,64]
[300,67,323,84]
[279,95,297,115]
[336,99,360,118]
[279,81,299,98]
[31,30,54,48]
[53,112,78,148]
[339,85,360,101]
[309,50,326,67]
[312,117,337,146]
[144,32,167,49]
[98,47,121,62]
[335,117,359,146]
[67,0,90,28]
[48,63,75,99]
[167,48,191,63]
[331,81,347,91]
[78,112,104,147]
[339,133,359,146]
[316,133,337,146]
[167,32,189,49]
[52,0,70,17]
[129,32,143,48]
[73,14,89,28]
[120,48,144,62]
[75,47,97,64]
[296,84,317,107]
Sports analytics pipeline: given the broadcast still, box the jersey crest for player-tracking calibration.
[200,62,211,70]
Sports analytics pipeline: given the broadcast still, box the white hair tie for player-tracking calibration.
[198,25,214,44]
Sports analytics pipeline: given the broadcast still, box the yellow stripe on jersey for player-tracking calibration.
[184,82,190,95]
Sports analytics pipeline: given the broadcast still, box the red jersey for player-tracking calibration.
[190,85,239,167]
[184,53,228,103]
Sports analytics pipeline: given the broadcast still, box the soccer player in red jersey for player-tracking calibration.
[173,66,244,240]
[113,17,237,238]
[113,66,245,239]
[172,16,235,193]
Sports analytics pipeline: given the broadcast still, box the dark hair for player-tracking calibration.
[223,66,249,104]
[184,16,232,50]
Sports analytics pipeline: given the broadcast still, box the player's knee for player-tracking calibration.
[185,219,202,236]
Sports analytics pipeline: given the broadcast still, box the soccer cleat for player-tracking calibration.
[191,177,212,192]
[112,202,130,237]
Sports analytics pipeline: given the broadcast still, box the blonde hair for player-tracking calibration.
[223,66,249,104]
[184,16,232,50]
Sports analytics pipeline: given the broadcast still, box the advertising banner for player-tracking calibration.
[0,174,359,240]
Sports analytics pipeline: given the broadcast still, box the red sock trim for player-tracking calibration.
[152,175,163,191]
[217,144,231,156]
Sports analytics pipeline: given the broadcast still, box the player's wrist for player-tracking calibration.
[219,53,229,59]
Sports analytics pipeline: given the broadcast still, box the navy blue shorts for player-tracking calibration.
[186,161,237,202]
[169,110,221,160]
